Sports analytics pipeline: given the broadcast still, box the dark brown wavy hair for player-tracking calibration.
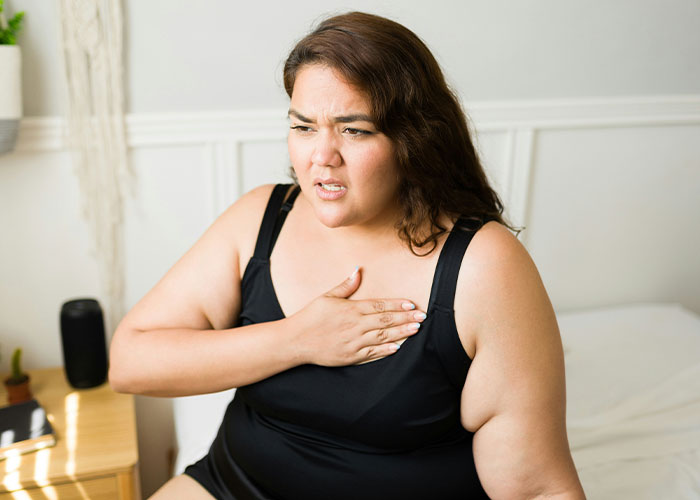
[284,11,520,255]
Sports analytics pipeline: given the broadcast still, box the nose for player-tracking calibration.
[311,131,342,168]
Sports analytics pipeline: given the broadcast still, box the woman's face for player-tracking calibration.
[288,64,401,231]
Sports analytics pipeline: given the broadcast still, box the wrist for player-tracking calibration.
[280,313,312,366]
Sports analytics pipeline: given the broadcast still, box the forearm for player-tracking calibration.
[109,317,304,397]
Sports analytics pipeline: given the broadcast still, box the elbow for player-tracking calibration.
[108,326,142,394]
[524,478,586,500]
[108,362,132,394]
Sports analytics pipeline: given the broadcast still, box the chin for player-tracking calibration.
[316,212,349,229]
[312,205,353,229]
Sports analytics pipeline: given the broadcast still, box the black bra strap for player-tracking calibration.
[253,184,301,260]
[427,217,491,312]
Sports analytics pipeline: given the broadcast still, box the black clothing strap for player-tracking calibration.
[253,184,300,260]
[428,216,493,312]
[269,185,300,256]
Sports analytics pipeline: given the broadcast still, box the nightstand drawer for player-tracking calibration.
[0,475,118,500]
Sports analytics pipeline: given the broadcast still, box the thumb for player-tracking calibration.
[325,266,361,299]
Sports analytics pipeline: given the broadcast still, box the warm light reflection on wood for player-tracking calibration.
[9,488,31,499]
[32,448,51,487]
[43,486,59,500]
[75,480,90,499]
[64,392,80,477]
[4,450,21,470]
[29,485,58,500]
[2,451,22,491]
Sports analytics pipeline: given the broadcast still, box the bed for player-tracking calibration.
[171,301,700,498]
[560,302,700,498]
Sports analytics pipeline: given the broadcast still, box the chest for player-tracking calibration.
[269,228,442,318]
[237,295,466,450]
[235,218,473,450]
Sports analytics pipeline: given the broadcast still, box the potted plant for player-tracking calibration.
[4,347,32,405]
[0,0,24,155]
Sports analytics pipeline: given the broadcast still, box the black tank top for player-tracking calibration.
[185,184,489,499]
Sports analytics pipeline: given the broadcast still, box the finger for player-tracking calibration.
[325,266,361,299]
[362,309,428,330]
[357,342,402,362]
[356,298,419,315]
[364,321,422,345]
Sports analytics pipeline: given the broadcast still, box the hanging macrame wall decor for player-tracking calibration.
[59,0,131,334]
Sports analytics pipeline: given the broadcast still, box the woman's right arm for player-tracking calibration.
[109,184,276,396]
[109,185,423,397]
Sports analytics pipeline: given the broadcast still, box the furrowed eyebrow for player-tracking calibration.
[333,114,374,124]
[287,109,374,124]
[288,110,313,122]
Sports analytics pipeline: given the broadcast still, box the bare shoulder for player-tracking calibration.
[216,183,277,237]
[454,221,545,357]
[463,220,536,282]
[218,183,278,272]
[455,219,562,427]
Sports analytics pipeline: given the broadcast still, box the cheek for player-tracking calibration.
[287,137,308,169]
[358,148,399,184]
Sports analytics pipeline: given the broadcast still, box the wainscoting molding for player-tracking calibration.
[15,95,700,237]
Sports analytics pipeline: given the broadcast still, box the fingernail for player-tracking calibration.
[414,312,427,321]
[402,302,416,310]
[350,266,359,279]
[408,323,421,333]
[390,342,401,352]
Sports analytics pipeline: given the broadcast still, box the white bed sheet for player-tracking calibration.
[559,302,700,498]
[577,449,700,500]
[173,388,235,475]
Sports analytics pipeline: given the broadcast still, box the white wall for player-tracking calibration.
[16,0,700,117]
[2,0,699,496]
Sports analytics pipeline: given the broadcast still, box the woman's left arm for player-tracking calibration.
[455,222,585,499]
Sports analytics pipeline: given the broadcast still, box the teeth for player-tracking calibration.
[320,183,345,192]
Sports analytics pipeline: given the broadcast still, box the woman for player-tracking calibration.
[110,11,585,499]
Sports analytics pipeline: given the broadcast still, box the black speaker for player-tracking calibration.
[60,298,108,389]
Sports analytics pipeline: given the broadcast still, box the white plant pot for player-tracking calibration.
[0,45,22,154]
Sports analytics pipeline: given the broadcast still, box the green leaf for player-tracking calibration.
[9,11,24,34]
[11,348,23,380]
[0,2,24,44]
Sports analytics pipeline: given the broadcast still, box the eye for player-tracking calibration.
[290,125,313,133]
[344,127,371,136]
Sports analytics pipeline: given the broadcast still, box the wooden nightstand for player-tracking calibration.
[0,367,141,499]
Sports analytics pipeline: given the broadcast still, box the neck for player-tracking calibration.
[298,192,403,246]
[325,220,403,255]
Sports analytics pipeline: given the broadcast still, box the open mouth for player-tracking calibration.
[314,180,348,200]
[317,182,346,192]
